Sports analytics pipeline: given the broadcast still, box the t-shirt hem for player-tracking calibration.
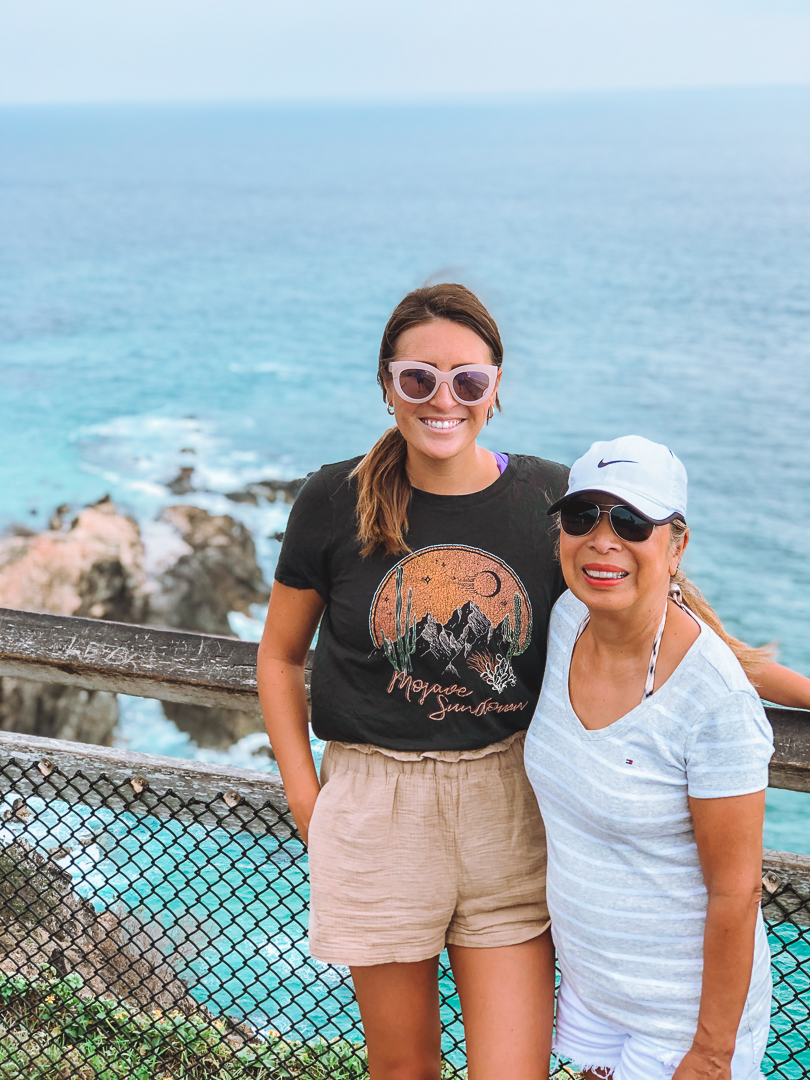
[687,778,769,799]
[324,729,527,761]
[310,730,530,754]
[273,570,328,601]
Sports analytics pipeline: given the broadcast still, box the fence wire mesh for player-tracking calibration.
[0,751,807,1080]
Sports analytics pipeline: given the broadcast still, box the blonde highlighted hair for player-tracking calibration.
[352,284,503,557]
[667,519,774,682]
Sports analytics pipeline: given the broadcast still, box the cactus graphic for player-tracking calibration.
[500,591,528,662]
[381,564,417,673]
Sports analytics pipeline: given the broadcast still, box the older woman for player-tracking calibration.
[525,435,774,1080]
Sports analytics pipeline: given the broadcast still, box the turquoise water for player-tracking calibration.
[1,89,809,851]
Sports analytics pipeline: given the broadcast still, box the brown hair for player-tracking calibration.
[668,520,774,682]
[352,284,503,557]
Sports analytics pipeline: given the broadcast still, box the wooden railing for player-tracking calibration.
[1,606,808,790]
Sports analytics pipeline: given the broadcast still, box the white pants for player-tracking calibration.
[554,979,768,1080]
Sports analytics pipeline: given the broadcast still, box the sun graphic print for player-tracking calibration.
[369,544,532,694]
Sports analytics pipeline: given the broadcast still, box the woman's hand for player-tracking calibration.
[672,1045,732,1079]
[292,789,320,847]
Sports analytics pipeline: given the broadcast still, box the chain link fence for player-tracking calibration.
[0,748,808,1080]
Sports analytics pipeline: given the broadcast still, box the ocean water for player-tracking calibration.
[1,89,809,854]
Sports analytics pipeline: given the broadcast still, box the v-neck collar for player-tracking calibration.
[562,608,707,741]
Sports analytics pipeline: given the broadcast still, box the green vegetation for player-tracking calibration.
[0,968,371,1079]
[0,969,478,1079]
[0,968,583,1079]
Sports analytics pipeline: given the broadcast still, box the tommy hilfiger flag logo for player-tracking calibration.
[626,759,634,765]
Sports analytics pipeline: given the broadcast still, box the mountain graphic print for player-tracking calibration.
[369,545,533,696]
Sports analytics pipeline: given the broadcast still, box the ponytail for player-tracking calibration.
[352,427,412,557]
[669,521,774,682]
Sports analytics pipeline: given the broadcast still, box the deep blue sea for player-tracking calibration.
[1,88,809,853]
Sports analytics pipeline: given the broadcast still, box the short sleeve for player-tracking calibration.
[685,691,774,799]
[274,470,332,599]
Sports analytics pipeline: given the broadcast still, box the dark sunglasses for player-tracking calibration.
[559,499,656,544]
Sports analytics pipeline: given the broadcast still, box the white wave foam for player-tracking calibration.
[228,609,266,642]
[140,519,194,577]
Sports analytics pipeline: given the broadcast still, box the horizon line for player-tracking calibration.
[1,81,809,111]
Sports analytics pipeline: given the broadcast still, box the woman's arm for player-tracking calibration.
[672,790,766,1080]
[751,661,810,710]
[257,581,326,845]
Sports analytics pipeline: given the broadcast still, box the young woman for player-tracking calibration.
[525,436,776,1080]
[257,286,808,1080]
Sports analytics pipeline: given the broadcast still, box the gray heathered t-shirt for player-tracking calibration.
[525,589,774,1049]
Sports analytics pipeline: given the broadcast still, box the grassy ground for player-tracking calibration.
[0,968,370,1079]
[0,968,581,1079]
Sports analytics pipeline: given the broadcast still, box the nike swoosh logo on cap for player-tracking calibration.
[597,459,638,468]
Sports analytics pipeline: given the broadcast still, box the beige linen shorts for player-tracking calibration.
[306,731,549,967]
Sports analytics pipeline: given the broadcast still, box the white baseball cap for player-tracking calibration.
[548,435,688,524]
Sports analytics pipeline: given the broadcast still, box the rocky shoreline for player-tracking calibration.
[0,838,200,1013]
[0,478,304,750]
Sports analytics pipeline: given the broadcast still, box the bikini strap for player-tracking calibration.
[643,605,668,700]
[668,581,687,609]
[575,598,670,703]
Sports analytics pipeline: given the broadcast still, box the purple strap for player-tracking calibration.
[493,452,509,475]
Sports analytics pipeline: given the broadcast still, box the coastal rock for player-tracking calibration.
[147,504,269,636]
[0,496,146,623]
[1,838,260,1049]
[166,466,196,495]
[0,680,119,747]
[145,504,271,748]
[0,498,271,750]
[224,476,307,506]
[162,470,307,507]
[48,504,72,532]
[160,700,265,748]
[0,497,147,745]
[0,839,198,1012]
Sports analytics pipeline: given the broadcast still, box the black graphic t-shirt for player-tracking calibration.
[274,454,569,752]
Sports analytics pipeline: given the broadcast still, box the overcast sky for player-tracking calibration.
[1,0,808,105]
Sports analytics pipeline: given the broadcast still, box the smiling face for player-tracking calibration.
[384,319,501,463]
[559,494,688,617]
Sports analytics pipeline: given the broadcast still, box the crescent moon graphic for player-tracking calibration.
[473,570,502,598]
